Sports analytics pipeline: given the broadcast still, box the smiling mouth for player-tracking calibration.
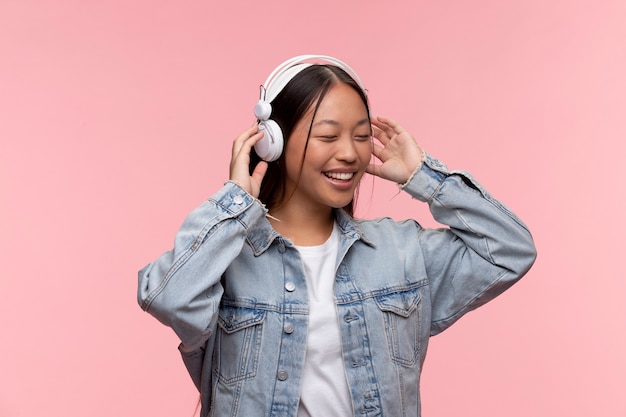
[324,172,355,181]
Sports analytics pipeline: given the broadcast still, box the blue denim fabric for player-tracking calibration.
[138,154,536,417]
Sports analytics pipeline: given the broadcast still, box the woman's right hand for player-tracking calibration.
[229,124,268,198]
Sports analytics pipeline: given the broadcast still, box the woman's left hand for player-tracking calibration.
[367,116,425,184]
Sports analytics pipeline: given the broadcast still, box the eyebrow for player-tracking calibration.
[312,118,370,127]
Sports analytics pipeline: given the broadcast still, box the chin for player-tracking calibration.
[326,198,354,210]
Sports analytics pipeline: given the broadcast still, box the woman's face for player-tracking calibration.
[282,82,371,212]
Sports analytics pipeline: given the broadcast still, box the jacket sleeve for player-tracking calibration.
[137,181,267,351]
[401,154,537,336]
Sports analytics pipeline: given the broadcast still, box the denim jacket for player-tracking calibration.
[138,154,536,417]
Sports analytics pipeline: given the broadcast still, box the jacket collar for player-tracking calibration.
[245,208,375,257]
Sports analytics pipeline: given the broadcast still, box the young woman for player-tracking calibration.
[138,55,536,417]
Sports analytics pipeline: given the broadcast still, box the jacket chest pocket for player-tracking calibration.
[375,288,423,367]
[215,305,266,385]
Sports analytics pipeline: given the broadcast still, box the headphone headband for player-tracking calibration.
[259,54,367,103]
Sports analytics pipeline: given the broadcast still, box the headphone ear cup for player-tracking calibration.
[255,120,284,162]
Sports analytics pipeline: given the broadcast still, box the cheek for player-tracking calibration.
[283,139,307,175]
[357,141,373,164]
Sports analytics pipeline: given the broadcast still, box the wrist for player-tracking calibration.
[399,150,426,189]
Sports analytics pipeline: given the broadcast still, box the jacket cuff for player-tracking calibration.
[208,181,267,228]
[400,154,450,202]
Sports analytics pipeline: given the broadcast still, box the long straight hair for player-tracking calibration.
[250,64,370,216]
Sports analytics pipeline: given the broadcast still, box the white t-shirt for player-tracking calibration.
[295,223,353,417]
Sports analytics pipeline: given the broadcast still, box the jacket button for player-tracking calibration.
[285,282,295,292]
[277,243,286,253]
[277,370,288,381]
[283,323,294,334]
[233,195,244,205]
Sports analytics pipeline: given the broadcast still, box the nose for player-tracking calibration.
[335,136,358,163]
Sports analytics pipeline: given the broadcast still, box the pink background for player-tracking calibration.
[1,0,624,415]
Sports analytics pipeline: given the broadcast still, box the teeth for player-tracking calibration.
[325,172,354,181]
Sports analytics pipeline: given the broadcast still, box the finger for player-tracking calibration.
[232,124,260,156]
[251,160,268,185]
[376,116,406,136]
[371,125,387,143]
[371,118,396,140]
[371,115,391,130]
[230,129,264,182]
[366,162,383,178]
[370,142,386,161]
[233,129,264,160]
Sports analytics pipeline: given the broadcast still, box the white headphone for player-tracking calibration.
[253,55,367,162]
